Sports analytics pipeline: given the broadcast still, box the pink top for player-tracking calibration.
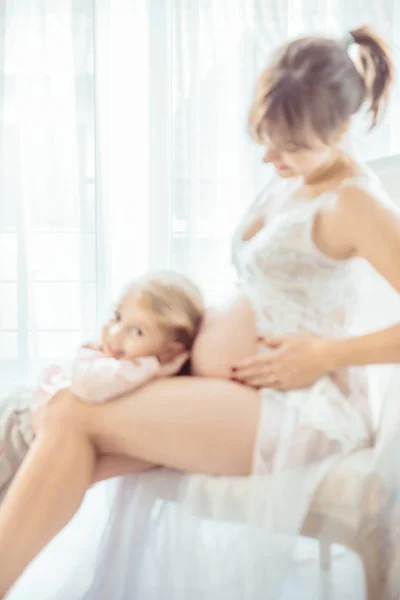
[31,347,160,411]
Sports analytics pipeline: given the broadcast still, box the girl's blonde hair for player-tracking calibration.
[127,271,204,349]
[249,25,393,148]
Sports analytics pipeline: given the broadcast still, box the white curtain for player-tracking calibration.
[1,0,399,396]
[0,0,97,392]
[3,1,400,599]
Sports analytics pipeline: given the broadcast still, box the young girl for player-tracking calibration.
[0,270,204,505]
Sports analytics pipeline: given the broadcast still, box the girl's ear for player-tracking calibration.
[158,341,187,363]
[169,341,186,356]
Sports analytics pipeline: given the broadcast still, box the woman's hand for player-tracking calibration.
[231,335,334,391]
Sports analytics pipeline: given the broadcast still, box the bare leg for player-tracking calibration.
[0,423,96,596]
[85,377,260,474]
[0,377,261,595]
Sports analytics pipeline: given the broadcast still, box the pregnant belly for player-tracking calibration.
[191,292,258,379]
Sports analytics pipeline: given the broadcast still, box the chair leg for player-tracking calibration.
[358,545,386,600]
[319,540,332,571]
[356,473,398,600]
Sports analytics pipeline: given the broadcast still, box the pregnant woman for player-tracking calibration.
[1,25,400,600]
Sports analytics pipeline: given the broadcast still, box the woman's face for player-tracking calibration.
[262,137,337,180]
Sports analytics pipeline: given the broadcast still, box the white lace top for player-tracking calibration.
[232,174,380,338]
[232,171,390,468]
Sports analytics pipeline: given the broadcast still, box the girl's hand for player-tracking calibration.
[231,335,334,391]
[82,342,102,352]
[157,352,190,378]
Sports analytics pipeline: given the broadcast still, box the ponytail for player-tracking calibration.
[349,25,393,128]
[249,25,393,147]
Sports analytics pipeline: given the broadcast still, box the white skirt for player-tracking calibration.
[79,380,370,600]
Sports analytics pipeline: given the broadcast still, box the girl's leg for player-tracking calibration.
[0,377,261,595]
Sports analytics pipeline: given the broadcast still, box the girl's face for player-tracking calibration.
[262,137,338,181]
[102,291,169,361]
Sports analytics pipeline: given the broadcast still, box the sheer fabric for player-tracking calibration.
[232,174,375,471]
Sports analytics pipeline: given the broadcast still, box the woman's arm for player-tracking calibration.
[329,324,400,370]
[330,184,400,368]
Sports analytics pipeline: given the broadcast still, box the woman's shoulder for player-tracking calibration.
[338,167,399,216]
[332,169,400,250]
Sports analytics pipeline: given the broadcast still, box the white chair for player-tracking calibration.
[303,154,400,599]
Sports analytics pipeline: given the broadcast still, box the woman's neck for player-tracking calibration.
[303,153,362,197]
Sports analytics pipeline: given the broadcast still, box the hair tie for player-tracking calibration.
[343,32,356,48]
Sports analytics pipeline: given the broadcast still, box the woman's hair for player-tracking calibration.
[249,25,393,148]
[127,271,205,350]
